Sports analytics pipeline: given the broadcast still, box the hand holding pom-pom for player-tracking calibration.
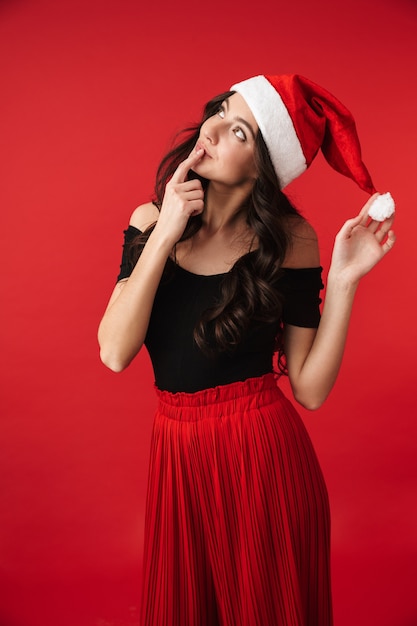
[330,193,396,286]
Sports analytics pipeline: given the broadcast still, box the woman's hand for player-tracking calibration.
[329,193,396,286]
[152,147,205,247]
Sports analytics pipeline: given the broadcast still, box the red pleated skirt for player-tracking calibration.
[140,373,333,626]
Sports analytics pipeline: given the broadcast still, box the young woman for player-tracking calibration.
[98,74,395,626]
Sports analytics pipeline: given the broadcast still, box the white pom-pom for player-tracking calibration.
[368,192,395,221]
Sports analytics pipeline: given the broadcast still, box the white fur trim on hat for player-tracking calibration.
[231,75,306,188]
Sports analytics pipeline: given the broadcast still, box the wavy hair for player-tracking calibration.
[129,91,303,370]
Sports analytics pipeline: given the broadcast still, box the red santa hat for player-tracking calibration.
[230,74,376,194]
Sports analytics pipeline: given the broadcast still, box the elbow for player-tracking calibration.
[99,346,133,373]
[297,398,324,412]
[98,325,143,372]
[292,389,327,412]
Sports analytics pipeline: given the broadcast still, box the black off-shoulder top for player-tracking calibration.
[116,225,323,393]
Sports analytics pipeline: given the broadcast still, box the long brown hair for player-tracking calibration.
[129,91,302,365]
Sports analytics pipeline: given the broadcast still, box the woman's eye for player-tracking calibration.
[217,106,225,119]
[234,127,246,141]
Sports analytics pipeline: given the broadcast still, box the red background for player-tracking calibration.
[1,0,416,624]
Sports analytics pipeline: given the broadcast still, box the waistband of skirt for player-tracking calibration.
[155,373,284,421]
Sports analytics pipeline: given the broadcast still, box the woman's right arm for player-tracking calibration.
[98,148,205,372]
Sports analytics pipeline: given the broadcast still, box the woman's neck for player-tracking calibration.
[202,182,252,234]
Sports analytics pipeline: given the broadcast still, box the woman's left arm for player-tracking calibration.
[285,193,396,410]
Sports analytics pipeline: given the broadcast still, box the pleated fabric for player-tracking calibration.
[140,374,333,626]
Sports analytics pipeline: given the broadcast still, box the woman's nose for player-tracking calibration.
[203,117,220,144]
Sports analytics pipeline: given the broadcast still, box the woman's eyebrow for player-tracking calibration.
[224,98,256,140]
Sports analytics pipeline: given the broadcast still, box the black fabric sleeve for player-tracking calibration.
[116,224,142,282]
[279,267,324,328]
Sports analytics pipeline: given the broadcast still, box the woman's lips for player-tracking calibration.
[196,141,212,158]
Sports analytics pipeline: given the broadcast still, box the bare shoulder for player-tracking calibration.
[129,202,160,231]
[283,216,320,268]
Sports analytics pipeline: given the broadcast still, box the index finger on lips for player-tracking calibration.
[170,147,205,184]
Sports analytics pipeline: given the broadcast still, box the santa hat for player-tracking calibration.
[230,74,376,194]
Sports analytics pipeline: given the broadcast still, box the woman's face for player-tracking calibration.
[192,93,258,189]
